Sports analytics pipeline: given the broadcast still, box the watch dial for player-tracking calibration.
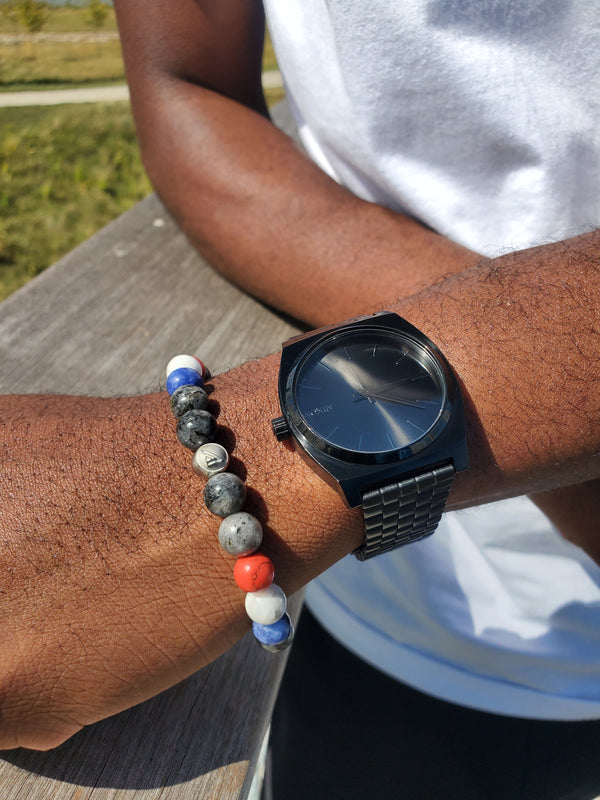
[293,328,447,457]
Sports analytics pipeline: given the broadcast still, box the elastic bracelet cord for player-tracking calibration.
[165,354,294,653]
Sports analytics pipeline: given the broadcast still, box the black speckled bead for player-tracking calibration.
[204,472,246,517]
[176,409,217,450]
[170,385,209,418]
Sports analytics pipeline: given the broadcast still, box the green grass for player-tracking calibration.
[0,35,277,92]
[0,38,125,89]
[263,28,278,73]
[0,102,152,300]
[0,6,278,90]
[0,5,118,33]
[0,4,123,89]
[0,86,286,302]
[0,6,283,301]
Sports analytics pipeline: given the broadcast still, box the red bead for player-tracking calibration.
[234,554,274,592]
[194,357,208,379]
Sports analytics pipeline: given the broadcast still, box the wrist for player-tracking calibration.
[210,353,363,592]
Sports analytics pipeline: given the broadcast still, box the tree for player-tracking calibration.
[14,0,50,35]
[86,0,109,32]
[0,2,21,31]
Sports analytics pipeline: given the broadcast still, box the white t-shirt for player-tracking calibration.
[264,0,600,719]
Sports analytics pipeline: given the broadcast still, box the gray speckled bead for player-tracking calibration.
[204,472,246,517]
[176,409,217,450]
[170,385,209,419]
[218,512,263,556]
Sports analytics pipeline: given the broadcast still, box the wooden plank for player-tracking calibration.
[0,99,300,396]
[0,193,301,396]
[0,101,305,799]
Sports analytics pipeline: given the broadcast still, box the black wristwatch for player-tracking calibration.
[271,312,468,560]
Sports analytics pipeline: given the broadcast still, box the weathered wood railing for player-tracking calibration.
[0,103,303,799]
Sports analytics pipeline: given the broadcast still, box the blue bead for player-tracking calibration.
[252,613,294,652]
[166,367,204,396]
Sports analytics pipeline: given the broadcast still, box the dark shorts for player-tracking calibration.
[264,607,600,800]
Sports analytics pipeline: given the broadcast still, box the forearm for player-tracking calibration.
[0,372,358,750]
[115,2,480,327]
[137,91,479,326]
[530,480,600,563]
[1,229,597,748]
[397,230,600,503]
[0,393,243,748]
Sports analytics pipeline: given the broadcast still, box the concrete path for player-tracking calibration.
[0,71,283,108]
[0,32,119,44]
[0,84,130,107]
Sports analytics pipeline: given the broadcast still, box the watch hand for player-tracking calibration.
[369,374,429,393]
[345,362,368,394]
[366,392,424,407]
[349,371,428,403]
[352,389,423,407]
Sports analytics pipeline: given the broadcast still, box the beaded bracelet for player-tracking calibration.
[165,354,294,653]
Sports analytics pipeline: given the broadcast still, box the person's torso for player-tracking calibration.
[264,0,600,719]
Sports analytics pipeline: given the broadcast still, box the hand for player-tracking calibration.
[0,358,362,751]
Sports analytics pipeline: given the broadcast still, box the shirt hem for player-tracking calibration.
[306,583,600,722]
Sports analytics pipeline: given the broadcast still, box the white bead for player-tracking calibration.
[166,354,205,380]
[192,442,229,477]
[245,584,287,625]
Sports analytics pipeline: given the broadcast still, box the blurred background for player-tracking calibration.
[0,0,283,301]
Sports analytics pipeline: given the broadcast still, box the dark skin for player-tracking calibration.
[114,0,482,325]
[1,234,599,748]
[115,0,600,548]
[0,0,597,751]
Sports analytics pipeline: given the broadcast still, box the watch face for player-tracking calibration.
[290,327,449,461]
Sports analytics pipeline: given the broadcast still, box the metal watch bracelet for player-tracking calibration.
[354,463,455,560]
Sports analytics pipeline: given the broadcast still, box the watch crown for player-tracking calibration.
[271,416,290,441]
